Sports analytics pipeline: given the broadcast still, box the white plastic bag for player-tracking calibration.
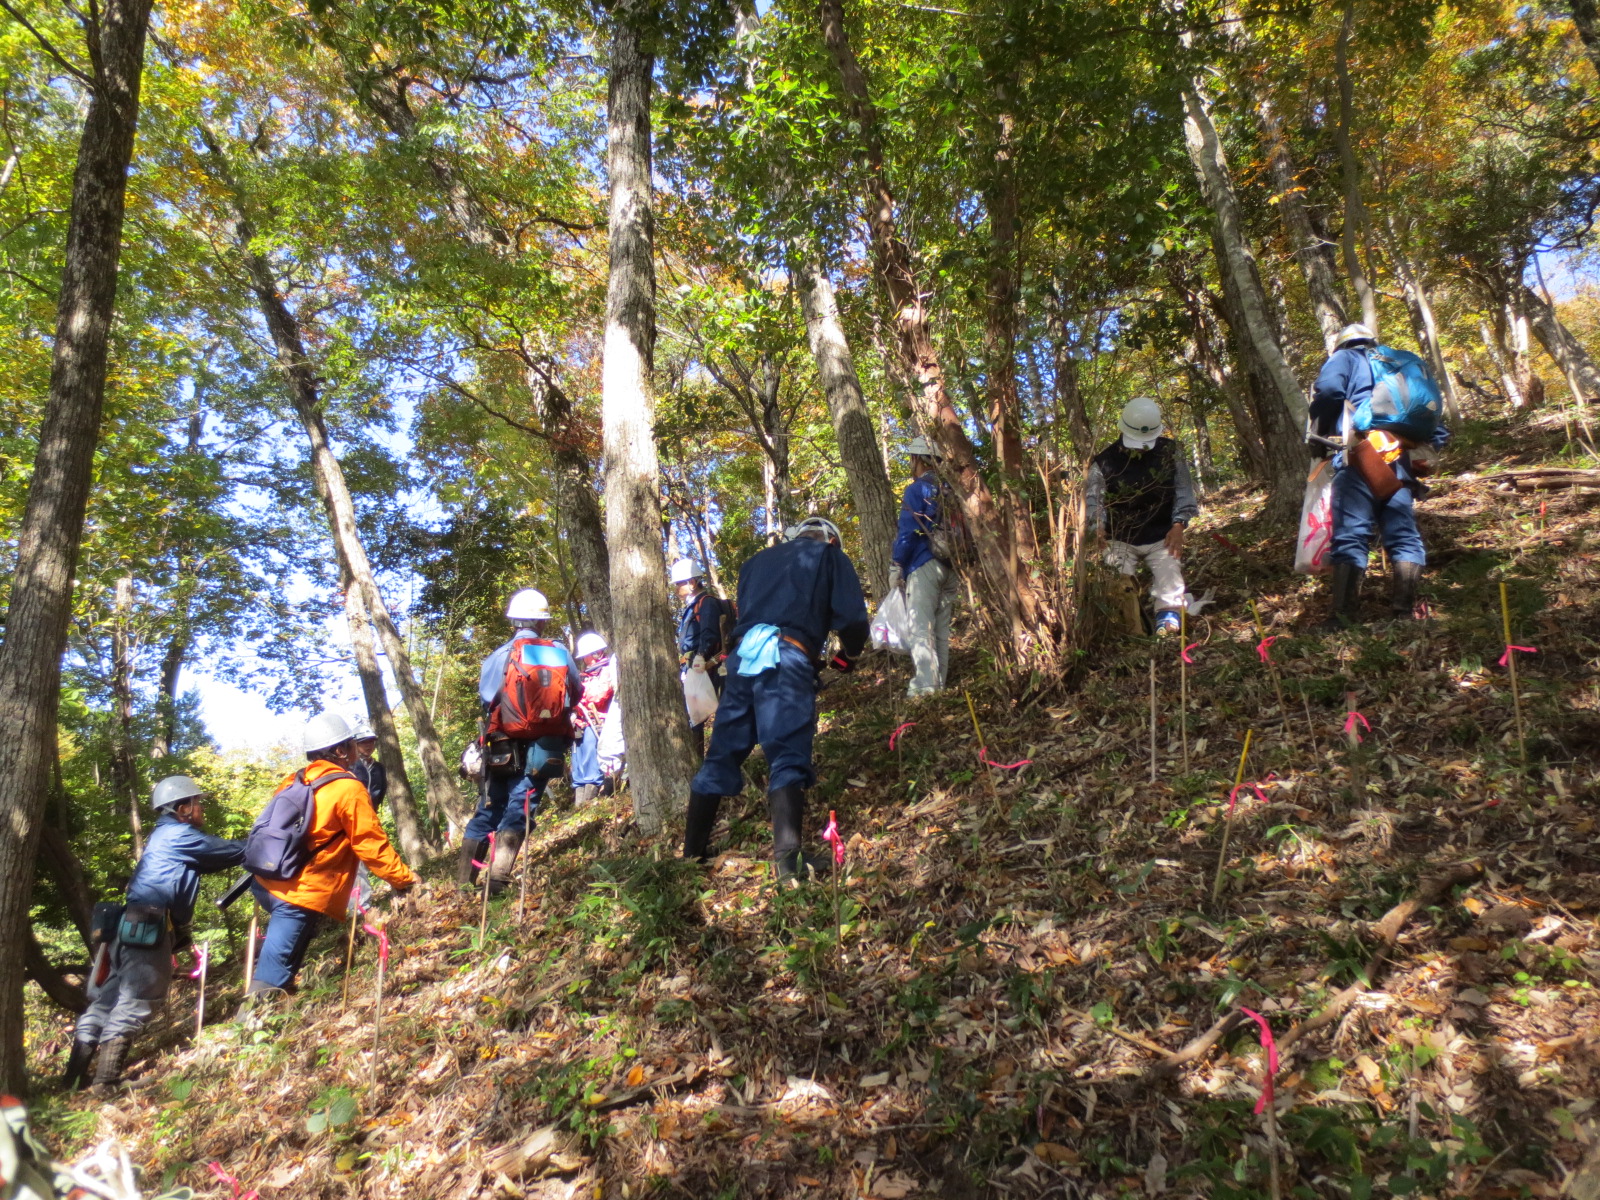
[1294,458,1335,575]
[683,668,720,725]
[870,589,913,655]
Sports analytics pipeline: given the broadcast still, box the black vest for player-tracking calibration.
[1093,437,1179,547]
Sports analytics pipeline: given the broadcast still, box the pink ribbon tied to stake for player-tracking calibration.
[1225,771,1279,817]
[979,746,1033,771]
[188,943,208,981]
[1181,642,1199,665]
[821,810,845,866]
[363,922,391,965]
[888,721,917,751]
[1238,1007,1280,1115]
[1342,710,1370,743]
[208,1162,261,1200]
[1498,644,1537,668]
[472,831,497,871]
[1255,635,1278,663]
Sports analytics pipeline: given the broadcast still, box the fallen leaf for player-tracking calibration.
[625,1064,645,1087]
[1034,1143,1079,1164]
[861,1071,890,1088]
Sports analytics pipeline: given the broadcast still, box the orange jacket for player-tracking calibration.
[254,758,417,919]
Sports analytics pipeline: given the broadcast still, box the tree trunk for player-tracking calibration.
[1180,78,1309,431]
[1567,0,1600,82]
[816,0,1048,651]
[1334,4,1381,334]
[1378,214,1462,420]
[1052,345,1095,461]
[602,15,697,835]
[758,356,791,537]
[199,128,466,836]
[1257,92,1347,349]
[1500,296,1545,409]
[25,932,87,1014]
[150,628,187,760]
[342,575,433,860]
[795,254,898,597]
[37,820,93,950]
[1188,400,1215,492]
[1521,284,1600,401]
[109,575,144,856]
[0,0,153,1093]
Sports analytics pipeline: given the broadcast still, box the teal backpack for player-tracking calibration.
[1354,345,1442,443]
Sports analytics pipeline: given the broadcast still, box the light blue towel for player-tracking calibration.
[736,624,783,675]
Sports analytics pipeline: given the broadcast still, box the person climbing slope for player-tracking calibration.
[682,516,869,882]
[673,558,728,754]
[64,776,244,1093]
[459,588,580,895]
[1085,397,1199,636]
[569,631,616,808]
[247,713,417,999]
[891,436,960,697]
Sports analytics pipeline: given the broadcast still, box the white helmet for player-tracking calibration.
[351,718,376,742]
[151,775,204,812]
[1118,397,1164,448]
[1336,323,1377,348]
[906,435,940,459]
[669,559,703,585]
[304,711,355,753]
[785,515,842,543]
[505,588,551,621]
[576,631,608,658]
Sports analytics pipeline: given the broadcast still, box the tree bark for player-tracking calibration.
[602,15,697,835]
[150,627,187,760]
[1567,0,1600,88]
[0,0,153,1092]
[25,932,87,1014]
[109,575,144,855]
[816,0,1047,651]
[342,575,432,861]
[1256,92,1347,349]
[199,128,466,836]
[794,254,897,598]
[1521,284,1600,401]
[1333,4,1381,334]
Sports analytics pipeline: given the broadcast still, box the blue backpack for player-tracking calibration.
[1354,345,1442,443]
[243,769,354,880]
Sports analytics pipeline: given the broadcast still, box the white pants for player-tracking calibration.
[1105,539,1187,613]
[906,559,958,695]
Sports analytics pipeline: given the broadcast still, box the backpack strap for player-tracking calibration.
[303,769,357,859]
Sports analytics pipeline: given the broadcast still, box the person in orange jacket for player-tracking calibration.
[247,712,417,997]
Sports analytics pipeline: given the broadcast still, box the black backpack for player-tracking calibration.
[243,769,354,880]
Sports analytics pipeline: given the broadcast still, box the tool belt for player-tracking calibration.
[117,902,169,948]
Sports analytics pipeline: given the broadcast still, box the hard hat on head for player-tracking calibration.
[351,718,376,742]
[669,559,703,585]
[1336,323,1376,348]
[1118,397,1164,449]
[151,775,204,812]
[576,631,608,658]
[304,711,355,754]
[785,515,842,544]
[505,588,551,621]
[905,435,940,460]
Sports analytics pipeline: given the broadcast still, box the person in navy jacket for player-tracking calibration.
[891,436,960,695]
[64,775,244,1093]
[671,558,728,754]
[682,517,869,882]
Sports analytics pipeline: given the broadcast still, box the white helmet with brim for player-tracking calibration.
[1118,396,1164,449]
[669,559,703,585]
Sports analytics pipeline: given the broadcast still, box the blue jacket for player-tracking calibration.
[731,537,870,659]
[676,589,726,659]
[124,813,245,933]
[1310,346,1374,439]
[892,473,940,575]
[478,632,581,709]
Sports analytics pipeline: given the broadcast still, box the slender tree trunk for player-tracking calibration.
[602,15,696,834]
[1378,214,1462,419]
[1257,93,1347,349]
[150,628,187,760]
[0,0,153,1093]
[1567,0,1600,82]
[25,933,86,1014]
[342,574,432,860]
[1334,5,1381,333]
[37,820,93,950]
[758,356,791,536]
[1188,400,1215,491]
[795,255,897,596]
[1480,319,1526,409]
[1501,294,1544,409]
[1521,284,1600,400]
[816,0,1047,650]
[109,575,144,855]
[200,128,465,836]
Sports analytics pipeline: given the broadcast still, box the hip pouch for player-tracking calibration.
[484,736,526,779]
[118,902,168,948]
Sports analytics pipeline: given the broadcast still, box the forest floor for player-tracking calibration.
[26,411,1600,1200]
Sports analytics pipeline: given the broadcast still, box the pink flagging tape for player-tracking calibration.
[208,1162,261,1200]
[1226,783,1267,818]
[188,943,208,980]
[1342,710,1370,742]
[1238,1006,1279,1115]
[979,746,1033,771]
[1255,636,1278,663]
[821,810,845,866]
[474,831,497,870]
[1181,641,1199,665]
[1498,644,1537,667]
[889,721,917,751]
[363,923,390,964]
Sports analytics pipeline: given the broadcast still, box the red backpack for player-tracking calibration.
[488,634,573,739]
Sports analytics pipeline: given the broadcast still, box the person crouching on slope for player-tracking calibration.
[1085,397,1199,636]
[64,775,245,1093]
[682,515,869,882]
[247,713,416,999]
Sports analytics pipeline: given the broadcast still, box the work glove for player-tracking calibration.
[888,564,903,591]
[690,655,707,672]
[829,653,855,674]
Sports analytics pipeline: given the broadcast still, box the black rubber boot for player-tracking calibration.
[683,792,723,862]
[62,1039,96,1091]
[456,838,484,889]
[1389,560,1423,619]
[769,786,830,883]
[1316,562,1364,632]
[90,1036,129,1094]
[487,829,525,897]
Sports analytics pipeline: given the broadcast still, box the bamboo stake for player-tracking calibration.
[341,887,360,1012]
[1344,690,1366,802]
[1148,656,1158,783]
[1499,581,1528,767]
[1179,609,1191,774]
[244,904,258,994]
[1211,730,1253,906]
[194,944,208,1037]
[479,832,495,944]
[517,795,531,923]
[963,690,1001,807]
[370,925,387,1089]
[1247,600,1291,738]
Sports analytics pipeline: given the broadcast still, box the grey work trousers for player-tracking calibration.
[906,558,958,696]
[74,929,173,1044]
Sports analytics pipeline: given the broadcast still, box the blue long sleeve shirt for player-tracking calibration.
[1310,346,1374,438]
[124,813,245,931]
[731,536,870,658]
[676,589,726,659]
[891,474,940,575]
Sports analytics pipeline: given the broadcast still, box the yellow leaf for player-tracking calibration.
[625,1065,645,1087]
